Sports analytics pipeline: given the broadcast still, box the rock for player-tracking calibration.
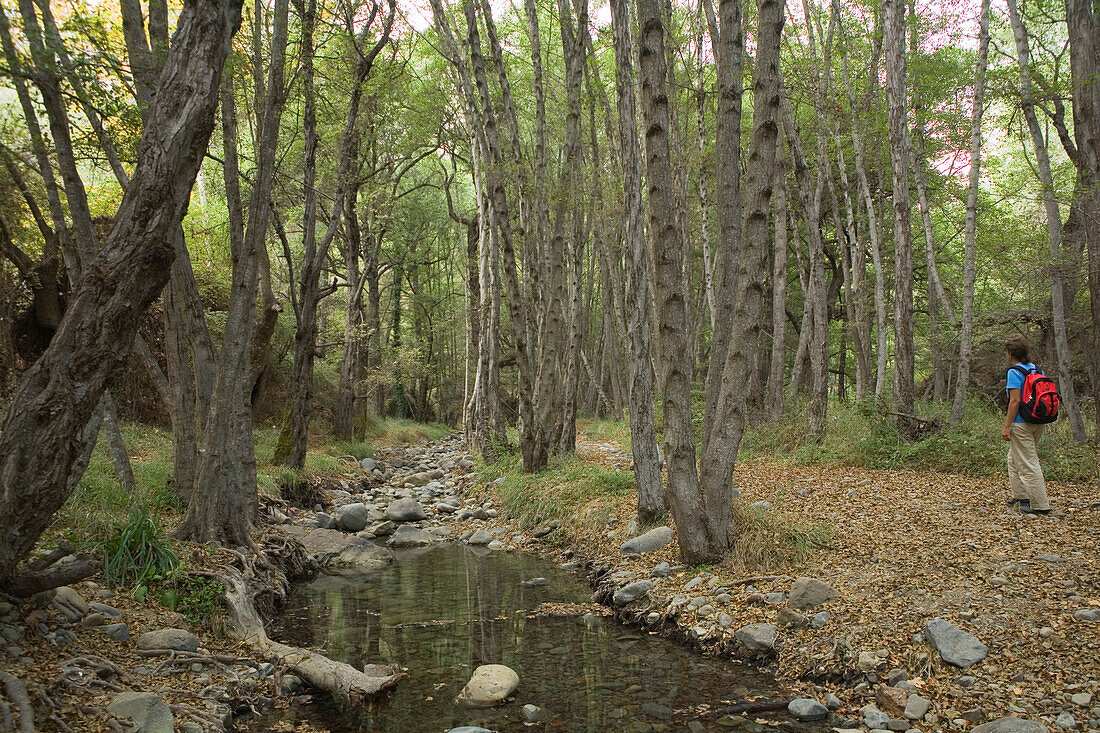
[52,586,89,622]
[97,623,130,641]
[812,611,831,628]
[179,723,204,733]
[435,502,458,514]
[961,708,986,723]
[684,576,704,592]
[136,628,199,652]
[359,457,377,472]
[48,629,77,646]
[1055,712,1077,730]
[924,618,988,667]
[1072,608,1100,622]
[858,650,886,671]
[734,623,778,652]
[886,718,910,731]
[107,691,175,733]
[620,526,675,554]
[467,530,493,545]
[776,608,808,628]
[369,520,396,536]
[826,693,842,710]
[651,562,672,578]
[877,687,909,716]
[447,728,493,733]
[334,503,369,532]
[1070,693,1092,706]
[970,718,1048,733]
[750,500,772,511]
[280,674,304,694]
[454,664,519,708]
[788,577,840,610]
[613,580,654,606]
[326,544,394,572]
[315,512,336,530]
[387,526,438,547]
[486,540,505,550]
[905,695,931,721]
[718,613,734,628]
[864,708,891,730]
[522,578,549,587]
[788,697,829,721]
[406,472,432,486]
[385,497,427,522]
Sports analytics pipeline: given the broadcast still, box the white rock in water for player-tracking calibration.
[454,664,519,708]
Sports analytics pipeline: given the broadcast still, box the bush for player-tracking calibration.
[156,568,225,625]
[96,505,179,588]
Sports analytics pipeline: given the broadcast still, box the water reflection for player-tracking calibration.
[272,542,822,732]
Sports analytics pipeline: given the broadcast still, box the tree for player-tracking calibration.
[0,0,244,585]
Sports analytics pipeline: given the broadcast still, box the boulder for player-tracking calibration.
[734,623,778,652]
[368,521,396,536]
[387,526,438,548]
[454,664,519,708]
[334,503,369,532]
[612,580,654,606]
[136,629,198,653]
[52,586,88,622]
[970,719,1048,733]
[620,526,675,554]
[385,498,427,523]
[788,697,829,722]
[315,512,336,530]
[924,618,988,667]
[107,691,174,733]
[788,577,840,610]
[406,472,432,487]
[467,530,493,545]
[326,544,394,572]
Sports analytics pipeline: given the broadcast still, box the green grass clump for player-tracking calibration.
[155,568,225,625]
[96,505,179,587]
[738,397,1096,482]
[482,452,637,530]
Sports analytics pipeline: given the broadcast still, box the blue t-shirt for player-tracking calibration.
[1007,362,1038,423]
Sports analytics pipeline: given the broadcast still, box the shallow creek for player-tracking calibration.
[270,542,826,732]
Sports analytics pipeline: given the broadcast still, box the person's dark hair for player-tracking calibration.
[1005,336,1030,362]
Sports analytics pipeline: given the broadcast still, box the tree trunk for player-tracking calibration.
[883,0,915,418]
[950,0,990,424]
[1007,0,1089,443]
[768,158,789,418]
[637,0,714,561]
[610,0,663,524]
[1063,0,1100,437]
[0,0,243,584]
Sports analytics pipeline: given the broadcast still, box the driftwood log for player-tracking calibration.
[216,535,402,703]
[0,672,34,733]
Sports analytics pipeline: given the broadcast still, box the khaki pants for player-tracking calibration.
[1008,422,1049,510]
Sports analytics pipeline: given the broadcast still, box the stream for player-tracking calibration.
[269,541,828,732]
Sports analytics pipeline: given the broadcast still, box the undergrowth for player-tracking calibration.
[96,505,179,587]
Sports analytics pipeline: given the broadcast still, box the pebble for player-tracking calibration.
[1055,712,1077,730]
[650,562,671,578]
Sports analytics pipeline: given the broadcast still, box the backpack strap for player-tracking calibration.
[1011,365,1034,379]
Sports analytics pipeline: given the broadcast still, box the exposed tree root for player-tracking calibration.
[215,531,402,704]
[0,672,34,733]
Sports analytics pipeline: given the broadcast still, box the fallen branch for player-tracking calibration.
[720,699,793,715]
[0,672,34,733]
[25,542,75,573]
[4,555,101,598]
[727,575,785,587]
[215,533,401,704]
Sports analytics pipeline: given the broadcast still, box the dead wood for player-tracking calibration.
[0,672,34,733]
[24,542,74,572]
[719,698,793,715]
[4,555,100,597]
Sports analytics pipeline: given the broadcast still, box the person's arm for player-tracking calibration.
[1003,387,1021,440]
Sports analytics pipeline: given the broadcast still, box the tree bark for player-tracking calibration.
[610,0,663,524]
[950,0,990,424]
[768,158,789,418]
[883,0,915,418]
[0,0,243,584]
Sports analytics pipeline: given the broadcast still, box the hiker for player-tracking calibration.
[1002,337,1051,515]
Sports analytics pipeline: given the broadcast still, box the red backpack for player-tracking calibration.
[1012,365,1060,424]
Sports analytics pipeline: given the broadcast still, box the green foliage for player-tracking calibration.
[96,505,179,588]
[739,398,1096,482]
[155,568,225,625]
[482,452,637,530]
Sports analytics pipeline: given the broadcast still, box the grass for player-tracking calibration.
[478,448,832,572]
[738,397,1098,482]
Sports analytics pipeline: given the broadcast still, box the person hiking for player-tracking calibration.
[1002,337,1051,515]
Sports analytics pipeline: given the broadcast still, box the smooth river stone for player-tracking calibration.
[454,664,519,708]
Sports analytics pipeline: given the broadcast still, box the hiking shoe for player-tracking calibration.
[1021,505,1051,516]
[1006,498,1028,507]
